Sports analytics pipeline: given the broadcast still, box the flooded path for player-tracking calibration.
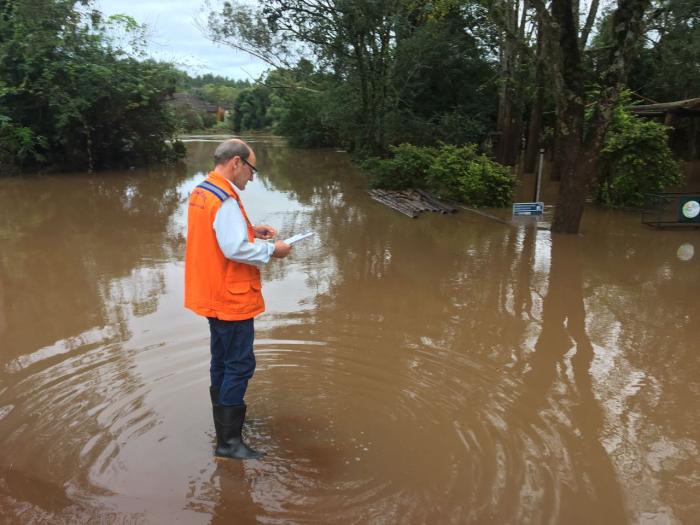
[1,137,698,524]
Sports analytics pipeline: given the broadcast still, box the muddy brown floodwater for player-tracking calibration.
[1,137,699,524]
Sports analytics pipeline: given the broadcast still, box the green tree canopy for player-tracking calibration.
[207,0,498,154]
[0,0,184,173]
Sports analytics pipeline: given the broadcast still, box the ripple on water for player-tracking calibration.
[0,322,583,523]
[170,329,568,524]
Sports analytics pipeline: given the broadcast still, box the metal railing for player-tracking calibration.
[642,193,700,228]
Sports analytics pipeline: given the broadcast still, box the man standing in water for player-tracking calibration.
[185,139,291,460]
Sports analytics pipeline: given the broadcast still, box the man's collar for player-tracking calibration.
[208,170,242,202]
[209,170,237,193]
[223,178,236,192]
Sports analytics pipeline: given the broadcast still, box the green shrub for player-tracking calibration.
[427,144,481,201]
[173,105,204,132]
[363,143,436,190]
[427,144,514,206]
[201,112,218,129]
[364,143,515,207]
[596,105,682,208]
[0,116,47,173]
[212,120,231,131]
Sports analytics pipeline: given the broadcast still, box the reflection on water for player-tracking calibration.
[677,243,695,261]
[0,137,698,524]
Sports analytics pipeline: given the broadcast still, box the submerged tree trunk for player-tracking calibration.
[533,0,651,233]
[546,0,587,233]
[550,101,586,233]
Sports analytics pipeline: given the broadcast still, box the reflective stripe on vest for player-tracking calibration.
[184,171,265,321]
[197,180,229,202]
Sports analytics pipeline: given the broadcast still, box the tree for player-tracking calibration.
[522,17,545,174]
[628,0,700,103]
[486,0,535,166]
[0,0,183,173]
[208,0,498,154]
[230,85,272,131]
[267,62,340,147]
[208,0,396,152]
[596,100,681,207]
[193,84,242,108]
[388,5,498,147]
[525,0,651,232]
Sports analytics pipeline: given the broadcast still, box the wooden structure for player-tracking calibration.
[630,97,700,159]
[630,97,700,123]
[368,189,457,218]
[170,92,218,113]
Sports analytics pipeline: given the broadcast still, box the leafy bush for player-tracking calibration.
[201,112,218,129]
[364,143,515,207]
[212,120,232,131]
[173,105,205,132]
[0,116,46,174]
[428,144,515,206]
[596,105,682,208]
[363,143,436,190]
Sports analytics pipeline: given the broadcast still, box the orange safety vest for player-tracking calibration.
[184,170,265,320]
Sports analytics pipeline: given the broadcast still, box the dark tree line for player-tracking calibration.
[0,0,184,173]
[2,0,696,232]
[208,1,499,155]
[208,0,699,233]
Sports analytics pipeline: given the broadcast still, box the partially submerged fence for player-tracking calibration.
[642,193,700,228]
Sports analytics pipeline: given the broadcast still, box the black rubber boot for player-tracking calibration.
[213,404,264,460]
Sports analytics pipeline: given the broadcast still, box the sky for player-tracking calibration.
[95,0,269,81]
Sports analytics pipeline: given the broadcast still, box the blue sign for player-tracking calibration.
[513,202,544,216]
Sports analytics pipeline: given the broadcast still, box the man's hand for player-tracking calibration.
[254,224,277,240]
[272,240,292,258]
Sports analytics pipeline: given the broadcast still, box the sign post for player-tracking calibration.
[533,148,544,202]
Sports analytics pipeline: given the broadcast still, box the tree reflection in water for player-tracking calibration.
[0,139,696,523]
[518,234,627,524]
[0,162,190,521]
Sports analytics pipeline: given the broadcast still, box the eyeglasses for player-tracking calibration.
[241,157,258,175]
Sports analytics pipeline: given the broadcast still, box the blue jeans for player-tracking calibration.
[208,317,256,406]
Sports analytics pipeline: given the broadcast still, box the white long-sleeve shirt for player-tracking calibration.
[212,182,275,268]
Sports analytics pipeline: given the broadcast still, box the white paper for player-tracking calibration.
[283,231,315,245]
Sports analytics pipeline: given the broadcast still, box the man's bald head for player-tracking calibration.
[214,139,251,167]
[213,138,258,191]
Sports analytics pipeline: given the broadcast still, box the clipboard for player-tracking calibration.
[283,231,315,245]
